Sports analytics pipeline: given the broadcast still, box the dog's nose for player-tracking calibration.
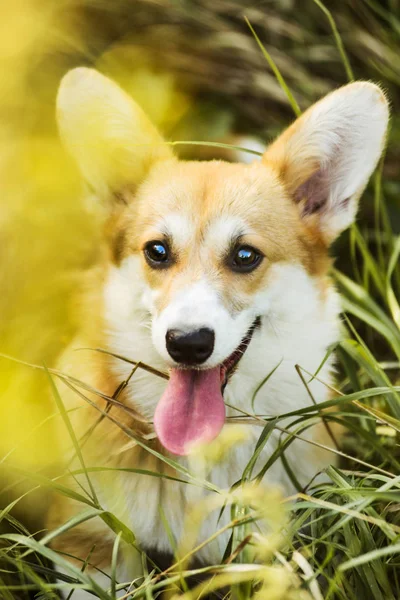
[166,328,215,365]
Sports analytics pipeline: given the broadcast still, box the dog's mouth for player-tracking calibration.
[220,316,260,390]
[154,318,259,456]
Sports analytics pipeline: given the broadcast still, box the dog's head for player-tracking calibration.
[57,68,388,455]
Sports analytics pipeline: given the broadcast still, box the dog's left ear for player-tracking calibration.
[57,68,174,202]
[263,82,389,243]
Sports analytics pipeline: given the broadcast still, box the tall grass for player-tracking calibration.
[0,1,399,599]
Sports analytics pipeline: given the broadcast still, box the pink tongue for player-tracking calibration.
[154,367,226,456]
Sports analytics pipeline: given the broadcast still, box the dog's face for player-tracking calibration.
[116,159,315,368]
[57,68,388,455]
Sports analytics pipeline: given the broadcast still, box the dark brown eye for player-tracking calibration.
[144,241,170,267]
[230,245,262,273]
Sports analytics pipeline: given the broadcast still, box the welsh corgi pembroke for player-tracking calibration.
[48,68,389,597]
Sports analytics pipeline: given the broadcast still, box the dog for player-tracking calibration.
[47,68,388,597]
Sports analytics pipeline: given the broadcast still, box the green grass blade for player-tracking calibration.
[245,17,301,116]
[312,0,354,81]
[43,366,99,507]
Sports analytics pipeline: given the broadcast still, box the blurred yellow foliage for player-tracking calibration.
[0,1,191,468]
[98,44,190,130]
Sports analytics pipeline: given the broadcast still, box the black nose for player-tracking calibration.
[166,328,215,365]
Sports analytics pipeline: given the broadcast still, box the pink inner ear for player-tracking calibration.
[295,165,351,219]
[294,168,329,216]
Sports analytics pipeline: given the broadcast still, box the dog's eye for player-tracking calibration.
[144,241,170,267]
[230,245,262,273]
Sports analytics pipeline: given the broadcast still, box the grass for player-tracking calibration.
[0,1,400,599]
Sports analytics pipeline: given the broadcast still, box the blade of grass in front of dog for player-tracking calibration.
[306,343,339,384]
[280,451,303,492]
[253,420,319,483]
[349,224,364,290]
[324,467,398,543]
[353,401,400,434]
[351,225,387,295]
[333,329,398,419]
[9,466,98,507]
[259,418,396,479]
[294,490,400,521]
[118,565,228,600]
[226,382,400,442]
[386,234,400,328]
[141,554,156,600]
[44,366,99,507]
[335,276,400,361]
[372,141,394,255]
[319,489,400,503]
[38,508,104,548]
[69,466,191,486]
[111,532,122,600]
[341,334,400,418]
[0,493,35,528]
[234,383,400,421]
[295,364,340,449]
[291,551,324,600]
[241,418,278,481]
[77,347,169,380]
[4,507,104,566]
[1,540,56,594]
[60,379,196,487]
[100,512,136,546]
[326,414,400,470]
[77,361,145,457]
[0,506,32,538]
[159,505,189,594]
[66,545,97,600]
[337,345,363,392]
[226,401,354,482]
[288,385,400,416]
[372,161,388,274]
[60,377,220,493]
[170,140,263,157]
[132,512,264,594]
[169,565,284,600]
[245,17,301,117]
[339,542,400,571]
[0,534,112,600]
[250,360,282,412]
[8,553,59,600]
[311,0,354,81]
[0,577,15,600]
[291,494,400,537]
[341,524,385,600]
[334,269,400,343]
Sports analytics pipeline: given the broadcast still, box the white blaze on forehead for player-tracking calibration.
[204,215,251,256]
[155,279,224,332]
[154,213,195,251]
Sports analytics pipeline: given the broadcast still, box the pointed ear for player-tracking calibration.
[263,82,389,243]
[56,67,174,200]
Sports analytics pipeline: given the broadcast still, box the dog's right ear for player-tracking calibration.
[57,68,174,202]
[262,82,389,244]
